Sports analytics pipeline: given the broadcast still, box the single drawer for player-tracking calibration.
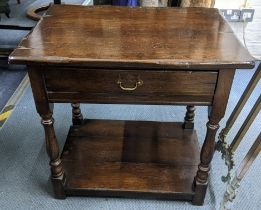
[44,68,218,105]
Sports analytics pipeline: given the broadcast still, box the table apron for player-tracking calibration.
[43,68,218,105]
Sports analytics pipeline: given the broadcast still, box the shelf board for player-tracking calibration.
[61,120,200,201]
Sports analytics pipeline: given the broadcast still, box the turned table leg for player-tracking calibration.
[41,114,66,198]
[71,103,83,125]
[192,69,235,205]
[193,119,220,205]
[183,105,195,129]
[28,67,66,198]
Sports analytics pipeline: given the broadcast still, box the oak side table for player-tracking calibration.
[9,5,255,205]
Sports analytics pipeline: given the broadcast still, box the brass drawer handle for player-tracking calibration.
[117,78,143,91]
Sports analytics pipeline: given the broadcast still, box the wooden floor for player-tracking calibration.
[61,120,200,200]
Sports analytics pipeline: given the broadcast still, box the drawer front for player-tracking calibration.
[44,68,218,105]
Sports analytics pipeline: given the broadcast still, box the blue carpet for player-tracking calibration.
[0,65,26,111]
[0,63,260,209]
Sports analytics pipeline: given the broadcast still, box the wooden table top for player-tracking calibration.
[9,5,255,69]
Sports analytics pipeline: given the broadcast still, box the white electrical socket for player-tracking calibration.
[227,10,232,15]
[220,9,241,22]
[219,9,255,22]
[240,9,255,22]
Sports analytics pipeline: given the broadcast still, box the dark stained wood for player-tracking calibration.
[9,5,255,205]
[48,93,214,105]
[44,68,217,94]
[26,5,50,21]
[27,66,66,199]
[193,69,236,205]
[61,120,200,199]
[44,68,217,104]
[71,103,83,125]
[183,105,195,129]
[9,5,255,69]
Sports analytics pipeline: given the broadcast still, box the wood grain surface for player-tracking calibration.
[62,120,200,199]
[9,5,255,69]
[14,5,254,204]
[44,67,217,105]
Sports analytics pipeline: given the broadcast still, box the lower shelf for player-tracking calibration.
[61,119,200,201]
